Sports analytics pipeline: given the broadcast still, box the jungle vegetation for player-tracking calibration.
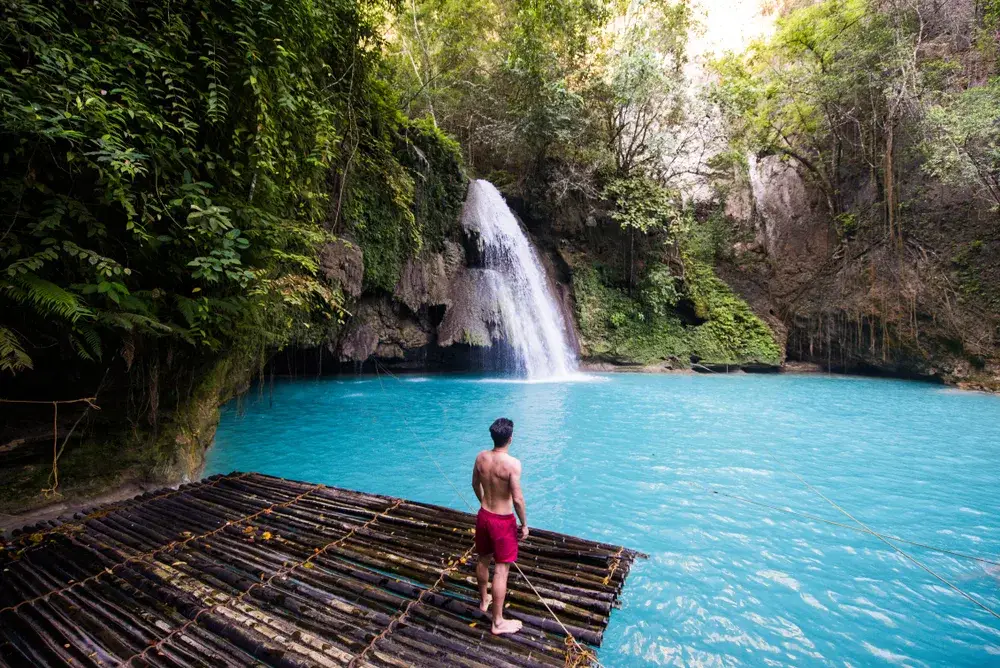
[1,0,998,502]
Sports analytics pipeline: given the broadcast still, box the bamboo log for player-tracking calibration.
[402,605,566,667]
[144,560,346,668]
[110,561,316,668]
[173,552,379,653]
[66,537,300,666]
[16,547,151,660]
[4,472,635,667]
[0,620,48,665]
[1,607,84,666]
[307,540,607,635]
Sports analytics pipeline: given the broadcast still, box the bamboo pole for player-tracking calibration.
[3,472,637,667]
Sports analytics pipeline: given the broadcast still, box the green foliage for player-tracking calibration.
[711,0,909,211]
[603,176,681,234]
[835,212,859,239]
[342,107,466,292]
[591,0,692,178]
[640,264,680,318]
[572,261,691,364]
[389,0,609,160]
[683,258,782,364]
[0,0,430,376]
[571,257,781,366]
[402,117,468,250]
[685,208,732,264]
[0,326,31,373]
[923,79,1000,210]
[389,0,697,203]
[982,0,1000,36]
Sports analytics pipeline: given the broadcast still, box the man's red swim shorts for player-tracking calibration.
[474,508,518,563]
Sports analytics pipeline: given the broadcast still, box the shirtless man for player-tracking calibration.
[472,417,528,635]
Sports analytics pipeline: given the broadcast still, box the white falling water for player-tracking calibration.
[461,180,578,379]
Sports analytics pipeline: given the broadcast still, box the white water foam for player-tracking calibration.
[467,374,606,385]
[461,180,580,380]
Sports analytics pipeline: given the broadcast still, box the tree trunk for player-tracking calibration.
[884,122,898,247]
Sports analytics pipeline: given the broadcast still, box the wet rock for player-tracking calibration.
[319,238,364,298]
[338,297,431,362]
[437,268,499,348]
[394,251,451,313]
[442,240,465,278]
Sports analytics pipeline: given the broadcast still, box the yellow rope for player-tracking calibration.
[601,547,625,586]
[350,544,477,667]
[0,397,99,406]
[0,396,100,497]
[772,459,1000,622]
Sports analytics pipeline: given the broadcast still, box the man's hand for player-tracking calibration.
[519,525,529,541]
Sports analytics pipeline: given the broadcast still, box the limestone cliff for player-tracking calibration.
[720,154,1000,389]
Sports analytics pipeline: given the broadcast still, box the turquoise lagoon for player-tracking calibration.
[207,373,1000,666]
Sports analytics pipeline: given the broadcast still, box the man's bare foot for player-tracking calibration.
[479,594,493,614]
[491,618,523,635]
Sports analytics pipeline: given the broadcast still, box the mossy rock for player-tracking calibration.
[569,255,781,367]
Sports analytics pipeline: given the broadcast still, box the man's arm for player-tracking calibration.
[510,459,528,540]
[471,455,484,505]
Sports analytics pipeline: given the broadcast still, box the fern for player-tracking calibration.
[1,0,438,379]
[0,327,32,374]
[74,325,104,361]
[68,334,96,363]
[2,274,93,323]
[98,311,172,334]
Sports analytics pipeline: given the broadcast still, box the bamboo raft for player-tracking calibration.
[0,472,642,667]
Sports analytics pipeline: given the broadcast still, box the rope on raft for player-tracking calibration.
[0,473,314,615]
[349,544,477,667]
[124,497,406,665]
[371,358,607,668]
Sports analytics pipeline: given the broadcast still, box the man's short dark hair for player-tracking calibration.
[490,418,514,447]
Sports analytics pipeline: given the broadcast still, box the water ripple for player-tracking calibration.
[209,372,1000,666]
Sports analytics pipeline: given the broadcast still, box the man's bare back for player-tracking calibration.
[473,449,521,515]
[472,418,528,635]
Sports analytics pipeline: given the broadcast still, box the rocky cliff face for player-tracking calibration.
[319,226,576,372]
[722,154,1000,389]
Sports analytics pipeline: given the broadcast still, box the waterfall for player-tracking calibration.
[461,180,578,379]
